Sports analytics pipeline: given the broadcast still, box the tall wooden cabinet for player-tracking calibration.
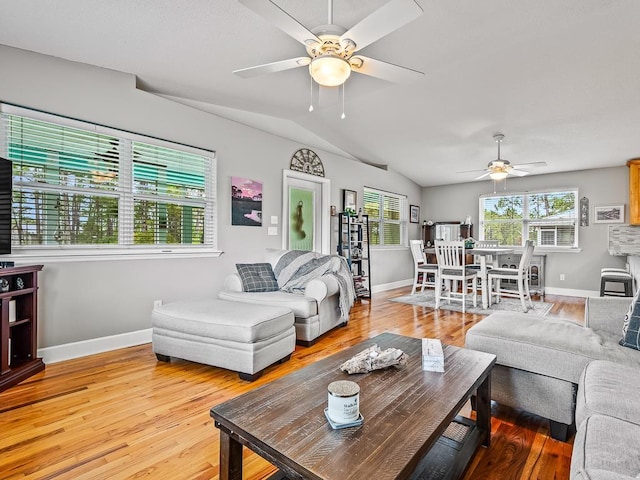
[628,158,640,225]
[422,222,473,247]
[0,264,44,392]
[338,213,371,299]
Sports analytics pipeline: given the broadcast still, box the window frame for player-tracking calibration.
[0,104,220,261]
[478,187,579,251]
[363,186,408,249]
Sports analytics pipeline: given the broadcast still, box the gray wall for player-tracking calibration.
[422,166,629,293]
[0,46,421,348]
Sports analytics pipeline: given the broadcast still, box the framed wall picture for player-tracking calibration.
[410,205,420,224]
[343,189,357,212]
[231,177,263,226]
[594,204,625,224]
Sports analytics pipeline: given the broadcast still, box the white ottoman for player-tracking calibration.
[152,298,295,381]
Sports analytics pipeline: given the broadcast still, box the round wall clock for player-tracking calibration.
[290,148,325,177]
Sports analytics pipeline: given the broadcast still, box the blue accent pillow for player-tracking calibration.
[236,263,279,293]
[620,292,640,350]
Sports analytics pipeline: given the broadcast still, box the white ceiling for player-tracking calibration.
[1,0,639,187]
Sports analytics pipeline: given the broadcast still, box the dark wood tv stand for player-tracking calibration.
[0,264,44,392]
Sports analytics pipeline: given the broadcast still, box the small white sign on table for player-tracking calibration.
[422,338,444,372]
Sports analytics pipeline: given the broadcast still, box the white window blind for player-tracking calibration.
[479,188,578,248]
[363,187,407,247]
[0,105,216,254]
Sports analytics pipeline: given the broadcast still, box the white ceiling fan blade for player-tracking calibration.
[350,55,423,83]
[340,0,423,52]
[457,167,487,174]
[509,169,530,177]
[511,161,547,169]
[474,172,492,180]
[239,0,320,46]
[234,57,310,78]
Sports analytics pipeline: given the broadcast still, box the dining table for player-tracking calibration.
[425,246,514,309]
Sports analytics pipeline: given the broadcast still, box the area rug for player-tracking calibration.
[390,290,553,316]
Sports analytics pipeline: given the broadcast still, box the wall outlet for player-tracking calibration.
[560,274,565,281]
[153,299,163,308]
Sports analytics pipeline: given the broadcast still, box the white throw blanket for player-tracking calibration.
[274,250,356,321]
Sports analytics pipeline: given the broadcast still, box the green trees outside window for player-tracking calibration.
[363,187,406,247]
[1,108,215,250]
[480,190,578,248]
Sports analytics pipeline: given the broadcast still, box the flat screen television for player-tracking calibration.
[0,157,12,255]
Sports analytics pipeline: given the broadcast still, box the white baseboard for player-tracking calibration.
[544,287,598,298]
[38,328,152,364]
[372,278,413,293]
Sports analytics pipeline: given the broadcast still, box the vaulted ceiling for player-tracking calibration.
[1,0,639,186]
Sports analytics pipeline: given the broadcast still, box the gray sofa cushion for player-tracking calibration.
[466,312,640,385]
[571,414,640,480]
[218,290,318,318]
[152,298,294,343]
[576,360,640,428]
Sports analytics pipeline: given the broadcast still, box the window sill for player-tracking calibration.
[502,247,582,254]
[6,247,224,263]
[370,245,408,251]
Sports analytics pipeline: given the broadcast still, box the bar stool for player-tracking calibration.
[600,268,633,297]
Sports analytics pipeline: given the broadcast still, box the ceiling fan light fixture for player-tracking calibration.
[309,54,351,87]
[489,170,509,180]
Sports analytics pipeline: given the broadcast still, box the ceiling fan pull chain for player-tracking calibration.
[341,82,346,120]
[308,76,314,112]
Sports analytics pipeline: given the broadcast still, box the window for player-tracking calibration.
[0,105,216,255]
[479,189,578,248]
[363,187,407,247]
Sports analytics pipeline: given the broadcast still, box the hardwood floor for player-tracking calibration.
[0,288,584,479]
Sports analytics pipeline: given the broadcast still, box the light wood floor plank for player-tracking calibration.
[0,288,581,479]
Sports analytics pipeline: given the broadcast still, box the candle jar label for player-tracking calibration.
[327,380,360,424]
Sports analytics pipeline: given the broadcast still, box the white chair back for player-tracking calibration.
[519,240,535,272]
[472,240,499,265]
[433,240,477,312]
[410,239,426,266]
[487,239,535,312]
[474,240,499,248]
[434,240,467,269]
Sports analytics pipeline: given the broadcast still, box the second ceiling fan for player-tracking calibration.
[234,0,425,87]
[463,133,547,181]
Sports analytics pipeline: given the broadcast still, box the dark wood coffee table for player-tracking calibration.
[210,332,496,480]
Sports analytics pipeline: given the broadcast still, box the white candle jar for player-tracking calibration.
[327,380,360,424]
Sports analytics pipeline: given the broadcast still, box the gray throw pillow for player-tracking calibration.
[236,263,279,292]
[622,288,640,337]
[620,293,640,350]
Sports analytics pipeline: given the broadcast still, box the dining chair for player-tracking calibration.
[487,240,535,312]
[470,240,499,267]
[433,240,477,313]
[409,239,438,294]
[467,240,499,299]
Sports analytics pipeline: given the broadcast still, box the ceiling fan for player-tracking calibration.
[234,0,425,87]
[459,133,547,181]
